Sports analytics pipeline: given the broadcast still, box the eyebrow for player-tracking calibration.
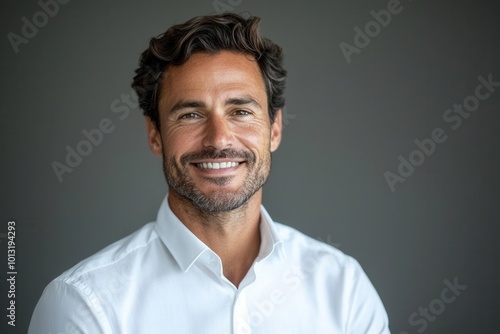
[169,96,262,114]
[170,100,206,114]
[225,96,262,109]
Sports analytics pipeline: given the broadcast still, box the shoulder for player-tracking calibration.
[272,222,370,283]
[55,222,161,286]
[29,223,163,333]
[273,222,390,332]
[274,223,353,262]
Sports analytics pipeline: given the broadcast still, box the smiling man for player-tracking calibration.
[29,13,389,333]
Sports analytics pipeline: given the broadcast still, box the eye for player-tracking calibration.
[179,112,201,119]
[233,110,251,116]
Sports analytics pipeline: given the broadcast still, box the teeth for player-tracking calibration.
[197,162,240,169]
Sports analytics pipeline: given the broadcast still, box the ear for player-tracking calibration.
[270,109,283,152]
[145,117,162,156]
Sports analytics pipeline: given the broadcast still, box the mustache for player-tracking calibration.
[180,148,254,165]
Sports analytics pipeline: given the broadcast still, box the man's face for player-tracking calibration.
[147,51,282,212]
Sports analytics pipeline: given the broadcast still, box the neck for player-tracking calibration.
[168,189,262,287]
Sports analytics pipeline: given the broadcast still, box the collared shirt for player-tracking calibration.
[29,196,390,333]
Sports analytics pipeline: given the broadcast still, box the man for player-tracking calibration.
[29,13,389,333]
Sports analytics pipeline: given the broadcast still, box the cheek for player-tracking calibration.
[236,125,271,152]
[162,128,198,158]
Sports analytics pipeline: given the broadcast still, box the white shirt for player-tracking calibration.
[29,196,390,334]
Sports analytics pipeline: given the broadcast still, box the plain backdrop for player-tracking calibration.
[1,0,499,333]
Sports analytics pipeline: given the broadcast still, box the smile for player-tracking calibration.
[196,162,240,169]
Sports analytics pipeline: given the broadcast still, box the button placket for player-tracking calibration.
[233,289,251,334]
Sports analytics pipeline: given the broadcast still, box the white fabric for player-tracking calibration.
[29,196,390,333]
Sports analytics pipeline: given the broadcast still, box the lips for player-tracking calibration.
[196,161,240,169]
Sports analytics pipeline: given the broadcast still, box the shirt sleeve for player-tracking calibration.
[28,279,111,334]
[345,257,390,334]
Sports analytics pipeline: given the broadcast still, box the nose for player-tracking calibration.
[202,115,233,150]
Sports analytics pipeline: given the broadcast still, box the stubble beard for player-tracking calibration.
[162,148,271,212]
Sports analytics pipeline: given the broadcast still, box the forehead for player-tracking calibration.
[158,51,267,106]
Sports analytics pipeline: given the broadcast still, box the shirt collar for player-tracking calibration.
[256,205,286,262]
[154,196,209,272]
[154,195,285,272]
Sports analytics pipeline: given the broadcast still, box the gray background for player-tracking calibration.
[1,0,499,333]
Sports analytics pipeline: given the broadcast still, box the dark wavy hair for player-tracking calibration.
[131,13,287,128]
